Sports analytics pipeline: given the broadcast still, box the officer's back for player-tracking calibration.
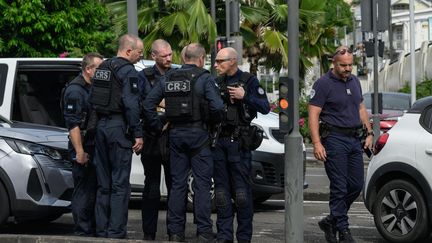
[143,43,223,242]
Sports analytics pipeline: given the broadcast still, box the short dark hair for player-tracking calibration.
[81,52,103,72]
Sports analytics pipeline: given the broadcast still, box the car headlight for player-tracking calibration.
[4,138,62,160]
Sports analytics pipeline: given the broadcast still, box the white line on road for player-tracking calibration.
[267,199,364,205]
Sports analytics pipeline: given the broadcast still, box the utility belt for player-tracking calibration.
[170,120,207,130]
[220,125,263,151]
[98,113,124,120]
[320,122,364,138]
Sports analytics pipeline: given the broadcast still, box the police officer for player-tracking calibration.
[63,52,103,236]
[89,34,144,239]
[143,43,224,242]
[308,46,373,243]
[213,47,270,243]
[137,39,173,241]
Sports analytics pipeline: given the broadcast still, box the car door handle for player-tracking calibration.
[426,149,432,155]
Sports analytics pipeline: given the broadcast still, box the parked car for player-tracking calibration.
[363,92,411,133]
[0,58,305,209]
[0,115,73,225]
[363,96,432,242]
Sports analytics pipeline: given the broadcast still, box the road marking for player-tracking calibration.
[267,199,364,205]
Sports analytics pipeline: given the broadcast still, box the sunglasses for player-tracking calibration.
[215,58,233,64]
[333,48,353,57]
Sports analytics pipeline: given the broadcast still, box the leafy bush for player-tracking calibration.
[399,79,432,99]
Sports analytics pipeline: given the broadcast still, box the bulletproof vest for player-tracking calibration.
[164,67,208,123]
[143,67,157,87]
[89,57,131,115]
[217,72,255,126]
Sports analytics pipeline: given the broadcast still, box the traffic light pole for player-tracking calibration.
[285,0,303,242]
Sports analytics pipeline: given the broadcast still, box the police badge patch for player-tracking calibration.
[310,89,316,99]
[257,87,265,95]
[65,99,78,113]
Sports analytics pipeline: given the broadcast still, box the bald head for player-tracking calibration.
[117,34,143,64]
[183,43,206,67]
[214,47,238,76]
[151,39,172,74]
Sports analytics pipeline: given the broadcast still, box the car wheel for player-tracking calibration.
[187,170,215,212]
[373,179,429,243]
[0,182,10,225]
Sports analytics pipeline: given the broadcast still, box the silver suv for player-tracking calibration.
[0,115,73,225]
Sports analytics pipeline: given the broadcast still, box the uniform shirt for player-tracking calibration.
[143,64,224,132]
[115,57,143,138]
[137,65,164,99]
[223,69,270,117]
[63,74,90,130]
[309,69,363,128]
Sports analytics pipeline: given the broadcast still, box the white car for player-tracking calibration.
[130,111,304,205]
[363,96,432,242]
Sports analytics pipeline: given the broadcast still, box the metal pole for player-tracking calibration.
[127,0,138,36]
[409,0,416,103]
[225,0,230,42]
[285,0,303,242]
[210,0,216,75]
[372,0,380,141]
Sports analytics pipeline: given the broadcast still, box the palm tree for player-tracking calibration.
[240,0,337,77]
[104,0,216,63]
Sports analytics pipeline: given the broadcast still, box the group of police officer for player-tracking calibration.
[62,34,270,243]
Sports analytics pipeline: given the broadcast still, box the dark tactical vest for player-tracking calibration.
[216,72,255,126]
[143,67,157,87]
[89,57,131,115]
[164,67,208,124]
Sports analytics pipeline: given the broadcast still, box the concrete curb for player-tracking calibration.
[0,234,167,243]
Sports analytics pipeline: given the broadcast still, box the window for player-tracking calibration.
[0,64,7,106]
[420,105,432,133]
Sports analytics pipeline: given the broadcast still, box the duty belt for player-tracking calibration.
[170,121,206,129]
[98,113,124,120]
[323,123,363,137]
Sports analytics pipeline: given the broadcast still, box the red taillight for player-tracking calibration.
[373,133,389,155]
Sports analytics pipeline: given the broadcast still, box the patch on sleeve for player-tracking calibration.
[65,99,78,114]
[309,89,316,99]
[257,86,265,96]
[129,77,139,94]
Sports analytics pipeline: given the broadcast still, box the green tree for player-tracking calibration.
[105,0,216,63]
[0,0,116,57]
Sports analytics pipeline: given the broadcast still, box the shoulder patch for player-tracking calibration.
[310,89,316,99]
[257,86,265,95]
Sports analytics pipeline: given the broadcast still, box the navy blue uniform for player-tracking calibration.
[92,57,143,239]
[137,66,172,239]
[213,70,270,242]
[63,74,97,236]
[143,64,224,238]
[309,70,364,232]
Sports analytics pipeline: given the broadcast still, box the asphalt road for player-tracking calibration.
[0,199,386,243]
[0,162,387,243]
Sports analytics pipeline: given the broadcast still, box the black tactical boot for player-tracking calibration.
[318,215,337,243]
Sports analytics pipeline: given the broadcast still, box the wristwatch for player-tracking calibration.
[367,130,374,136]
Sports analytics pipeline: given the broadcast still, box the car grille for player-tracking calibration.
[34,154,72,171]
[262,162,284,188]
[270,129,284,144]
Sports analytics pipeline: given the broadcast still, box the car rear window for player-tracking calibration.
[363,93,411,111]
[420,105,432,133]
